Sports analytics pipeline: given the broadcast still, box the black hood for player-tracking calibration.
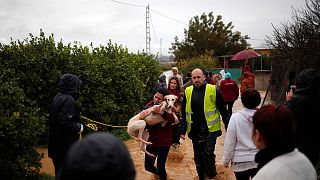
[58,74,82,95]
[158,74,166,82]
[58,132,136,180]
[295,69,320,95]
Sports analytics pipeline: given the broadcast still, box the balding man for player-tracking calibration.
[180,68,230,179]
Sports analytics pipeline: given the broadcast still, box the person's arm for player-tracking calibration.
[222,115,237,167]
[163,111,175,124]
[234,81,239,98]
[139,102,163,119]
[216,89,230,130]
[58,97,82,134]
[180,93,187,139]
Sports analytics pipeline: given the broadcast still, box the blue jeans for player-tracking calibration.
[145,145,170,180]
[192,138,217,180]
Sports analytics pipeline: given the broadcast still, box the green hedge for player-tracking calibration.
[0,30,161,178]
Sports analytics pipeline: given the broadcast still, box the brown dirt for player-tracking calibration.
[38,132,235,180]
[38,91,272,180]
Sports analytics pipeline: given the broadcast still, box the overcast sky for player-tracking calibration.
[0,0,306,55]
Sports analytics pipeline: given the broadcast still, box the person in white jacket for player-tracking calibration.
[251,105,316,180]
[222,89,261,180]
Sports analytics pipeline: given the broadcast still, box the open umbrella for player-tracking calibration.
[231,49,261,61]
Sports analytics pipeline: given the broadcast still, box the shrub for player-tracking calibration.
[0,79,46,179]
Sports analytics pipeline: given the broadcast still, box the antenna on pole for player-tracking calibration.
[146,5,151,55]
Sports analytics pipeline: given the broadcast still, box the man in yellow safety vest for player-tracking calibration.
[180,68,230,180]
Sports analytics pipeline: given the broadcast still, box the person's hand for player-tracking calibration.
[139,110,149,119]
[180,134,186,140]
[152,106,163,115]
[286,89,294,101]
[172,106,179,113]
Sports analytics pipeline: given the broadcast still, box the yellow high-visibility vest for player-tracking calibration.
[185,84,221,133]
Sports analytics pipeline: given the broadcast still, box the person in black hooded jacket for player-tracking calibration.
[48,74,84,176]
[285,68,320,167]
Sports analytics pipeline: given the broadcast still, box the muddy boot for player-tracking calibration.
[159,173,167,180]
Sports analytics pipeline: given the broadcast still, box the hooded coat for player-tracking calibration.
[154,74,167,92]
[48,74,83,160]
[284,69,320,166]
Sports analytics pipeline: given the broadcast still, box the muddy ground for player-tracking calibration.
[38,91,272,180]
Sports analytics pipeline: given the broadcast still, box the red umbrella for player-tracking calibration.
[231,49,261,60]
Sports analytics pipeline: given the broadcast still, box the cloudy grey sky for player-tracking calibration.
[0,0,306,55]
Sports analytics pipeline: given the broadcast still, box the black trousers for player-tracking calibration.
[234,168,258,180]
[224,101,235,115]
[51,155,64,178]
[192,138,217,180]
[172,123,180,145]
[145,145,170,180]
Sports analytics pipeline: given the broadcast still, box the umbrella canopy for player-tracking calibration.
[231,49,261,61]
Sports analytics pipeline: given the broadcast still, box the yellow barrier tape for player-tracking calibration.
[81,116,127,128]
[86,123,99,131]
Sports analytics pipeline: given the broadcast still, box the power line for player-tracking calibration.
[248,38,265,41]
[150,8,188,26]
[149,11,159,43]
[109,0,145,8]
[109,0,187,26]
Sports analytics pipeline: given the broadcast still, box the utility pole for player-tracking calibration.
[160,38,163,58]
[146,5,151,55]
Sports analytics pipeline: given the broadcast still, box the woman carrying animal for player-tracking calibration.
[168,76,183,148]
[140,87,176,180]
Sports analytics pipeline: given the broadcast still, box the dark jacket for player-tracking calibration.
[180,83,230,141]
[48,74,82,159]
[284,69,320,166]
[154,74,167,92]
[145,101,175,147]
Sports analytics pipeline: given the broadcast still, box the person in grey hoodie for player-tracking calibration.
[48,74,84,176]
[222,89,261,180]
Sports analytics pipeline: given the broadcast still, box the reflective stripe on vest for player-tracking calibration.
[185,84,221,133]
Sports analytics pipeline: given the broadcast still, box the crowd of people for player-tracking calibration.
[49,67,319,180]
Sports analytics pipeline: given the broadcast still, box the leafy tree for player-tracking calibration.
[171,12,249,61]
[178,53,219,76]
[267,0,320,103]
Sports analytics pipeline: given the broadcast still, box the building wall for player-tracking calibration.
[254,70,272,91]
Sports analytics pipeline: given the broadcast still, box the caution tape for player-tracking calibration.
[81,116,127,129]
[86,123,99,131]
[45,113,127,131]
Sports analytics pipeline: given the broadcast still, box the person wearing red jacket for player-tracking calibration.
[219,72,239,115]
[141,87,176,180]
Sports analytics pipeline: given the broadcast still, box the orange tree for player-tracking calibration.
[0,30,161,178]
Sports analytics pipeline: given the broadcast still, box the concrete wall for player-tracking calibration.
[254,70,272,91]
